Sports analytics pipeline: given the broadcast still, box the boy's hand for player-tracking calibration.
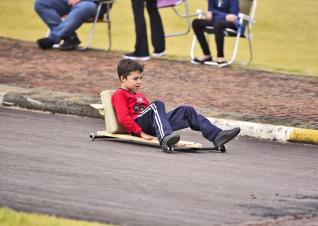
[68,0,80,6]
[206,11,213,20]
[140,131,156,140]
[226,14,238,23]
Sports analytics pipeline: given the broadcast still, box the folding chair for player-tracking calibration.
[81,0,114,51]
[157,0,196,37]
[190,0,257,66]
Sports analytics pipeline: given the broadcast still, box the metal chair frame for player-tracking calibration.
[81,0,114,51]
[190,0,257,66]
[157,0,197,38]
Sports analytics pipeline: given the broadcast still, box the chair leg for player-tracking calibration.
[190,36,197,60]
[105,14,112,52]
[165,0,191,38]
[80,3,102,50]
[227,32,241,65]
[244,27,253,65]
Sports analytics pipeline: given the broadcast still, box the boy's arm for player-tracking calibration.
[112,91,142,136]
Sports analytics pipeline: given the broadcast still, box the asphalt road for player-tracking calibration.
[0,107,317,226]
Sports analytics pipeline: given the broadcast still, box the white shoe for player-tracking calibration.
[152,51,165,58]
[123,53,150,61]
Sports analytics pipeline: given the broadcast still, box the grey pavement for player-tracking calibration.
[0,107,318,226]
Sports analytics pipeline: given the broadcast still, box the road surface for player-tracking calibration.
[0,107,317,226]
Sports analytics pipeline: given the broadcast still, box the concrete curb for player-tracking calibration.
[1,85,317,145]
[207,117,318,144]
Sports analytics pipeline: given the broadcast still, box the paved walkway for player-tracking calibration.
[0,37,317,129]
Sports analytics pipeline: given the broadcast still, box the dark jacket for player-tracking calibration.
[208,0,239,22]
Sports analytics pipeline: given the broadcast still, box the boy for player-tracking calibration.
[112,59,240,151]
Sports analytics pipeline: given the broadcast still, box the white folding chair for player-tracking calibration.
[157,0,197,37]
[190,0,257,66]
[81,0,114,51]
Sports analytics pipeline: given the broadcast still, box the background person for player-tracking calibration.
[124,0,165,61]
[34,0,98,50]
[192,0,239,66]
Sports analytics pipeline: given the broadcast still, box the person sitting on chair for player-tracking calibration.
[34,0,98,50]
[192,0,239,67]
[112,59,240,151]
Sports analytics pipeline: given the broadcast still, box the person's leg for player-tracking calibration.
[167,106,221,141]
[192,19,214,57]
[146,0,165,54]
[167,106,241,146]
[35,0,71,48]
[130,0,149,57]
[49,1,97,43]
[34,0,70,31]
[135,100,175,143]
[213,20,237,61]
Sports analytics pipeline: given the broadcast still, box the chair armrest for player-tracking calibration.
[238,13,255,24]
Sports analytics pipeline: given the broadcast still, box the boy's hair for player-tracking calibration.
[117,59,144,79]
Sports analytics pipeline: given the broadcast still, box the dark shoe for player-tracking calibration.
[123,52,150,61]
[36,37,55,49]
[217,60,229,68]
[161,132,180,147]
[191,56,214,65]
[59,35,81,51]
[213,127,240,147]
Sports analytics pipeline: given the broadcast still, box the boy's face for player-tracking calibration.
[120,71,142,92]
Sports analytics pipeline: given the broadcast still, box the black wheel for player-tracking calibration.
[218,145,226,153]
[162,145,169,152]
[89,133,95,141]
[162,145,174,153]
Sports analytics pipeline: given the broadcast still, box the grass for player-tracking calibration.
[0,207,116,226]
[0,0,317,76]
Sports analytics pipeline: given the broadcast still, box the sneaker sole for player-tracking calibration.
[123,55,151,61]
[214,128,240,147]
[218,62,229,68]
[166,135,180,146]
[152,52,165,58]
[204,61,219,66]
[190,60,202,65]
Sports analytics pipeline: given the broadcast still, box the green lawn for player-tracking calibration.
[1,0,317,76]
[0,207,116,226]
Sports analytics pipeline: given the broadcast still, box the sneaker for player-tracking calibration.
[123,52,150,61]
[59,35,81,51]
[213,127,240,147]
[161,132,180,147]
[36,37,55,49]
[152,51,165,58]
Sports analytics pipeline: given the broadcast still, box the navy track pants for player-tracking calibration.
[135,100,221,143]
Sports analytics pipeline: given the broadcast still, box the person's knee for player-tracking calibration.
[192,19,200,30]
[74,1,97,18]
[182,106,196,115]
[153,100,165,107]
[214,20,225,31]
[34,0,47,13]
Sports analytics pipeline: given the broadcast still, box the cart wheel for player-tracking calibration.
[218,145,226,153]
[89,133,95,141]
[162,145,169,152]
[162,145,175,153]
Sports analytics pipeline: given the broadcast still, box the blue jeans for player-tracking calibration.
[34,0,97,42]
[135,100,221,143]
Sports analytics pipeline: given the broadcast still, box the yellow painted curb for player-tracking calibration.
[288,128,318,144]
